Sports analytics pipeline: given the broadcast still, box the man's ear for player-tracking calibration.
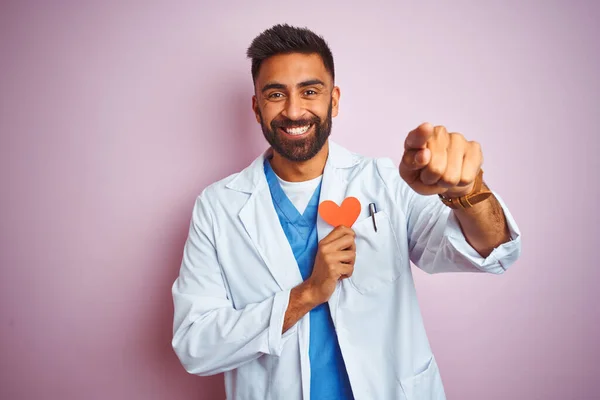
[252,95,261,124]
[331,86,341,118]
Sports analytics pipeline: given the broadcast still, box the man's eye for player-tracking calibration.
[269,93,284,99]
[304,90,317,96]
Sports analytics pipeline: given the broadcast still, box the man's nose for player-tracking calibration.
[282,95,306,121]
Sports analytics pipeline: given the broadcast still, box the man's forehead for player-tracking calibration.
[256,53,331,86]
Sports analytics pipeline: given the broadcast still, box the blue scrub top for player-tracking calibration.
[264,159,354,400]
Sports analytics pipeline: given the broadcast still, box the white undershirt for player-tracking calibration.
[275,173,323,215]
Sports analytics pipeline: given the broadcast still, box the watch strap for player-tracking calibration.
[438,169,492,209]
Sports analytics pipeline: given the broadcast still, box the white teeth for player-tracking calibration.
[284,125,311,135]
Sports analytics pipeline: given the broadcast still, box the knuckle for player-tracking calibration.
[441,173,460,187]
[432,166,445,176]
[449,132,465,141]
[425,164,445,177]
[433,125,446,135]
[470,141,483,156]
[470,140,481,150]
[458,176,474,186]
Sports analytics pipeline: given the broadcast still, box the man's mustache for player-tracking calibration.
[271,115,320,129]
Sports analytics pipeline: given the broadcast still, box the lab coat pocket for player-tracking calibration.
[349,210,402,294]
[400,355,446,400]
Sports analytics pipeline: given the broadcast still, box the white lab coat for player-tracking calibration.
[172,141,522,400]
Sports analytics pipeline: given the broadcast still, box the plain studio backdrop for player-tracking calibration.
[1,1,598,399]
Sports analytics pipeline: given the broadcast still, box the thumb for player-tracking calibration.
[399,148,431,182]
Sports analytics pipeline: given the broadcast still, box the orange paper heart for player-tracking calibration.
[318,197,362,228]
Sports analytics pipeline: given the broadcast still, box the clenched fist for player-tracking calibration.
[399,122,483,198]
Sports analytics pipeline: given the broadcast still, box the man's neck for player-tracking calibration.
[269,141,329,182]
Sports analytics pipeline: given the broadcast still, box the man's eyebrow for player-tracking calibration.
[261,79,326,93]
[261,82,287,93]
[297,79,325,88]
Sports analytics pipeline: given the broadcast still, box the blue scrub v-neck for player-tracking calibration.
[264,158,354,399]
[264,159,321,280]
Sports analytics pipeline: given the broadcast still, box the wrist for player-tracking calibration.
[439,169,492,210]
[294,280,321,310]
[442,181,475,198]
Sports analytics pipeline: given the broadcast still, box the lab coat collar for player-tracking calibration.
[225,140,358,194]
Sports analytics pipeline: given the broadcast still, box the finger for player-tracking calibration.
[328,234,356,252]
[399,162,419,185]
[457,141,483,186]
[334,249,356,264]
[400,148,431,171]
[399,148,432,185]
[348,240,356,253]
[320,226,355,246]
[404,122,434,150]
[338,262,354,279]
[338,239,356,253]
[437,133,466,188]
[419,125,449,185]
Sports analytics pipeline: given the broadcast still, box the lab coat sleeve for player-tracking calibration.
[171,192,291,376]
[377,158,522,274]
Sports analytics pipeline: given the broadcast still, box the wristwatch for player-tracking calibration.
[438,169,493,209]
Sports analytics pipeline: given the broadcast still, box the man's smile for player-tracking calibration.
[278,123,314,138]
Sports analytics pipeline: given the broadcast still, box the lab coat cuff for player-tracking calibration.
[445,190,522,274]
[267,289,292,357]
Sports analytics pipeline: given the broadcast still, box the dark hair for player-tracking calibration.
[246,24,335,83]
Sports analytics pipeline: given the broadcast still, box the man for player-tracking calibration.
[172,24,521,400]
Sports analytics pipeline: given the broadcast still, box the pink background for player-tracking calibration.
[1,1,598,399]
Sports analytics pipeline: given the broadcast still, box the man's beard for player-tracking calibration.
[258,101,332,162]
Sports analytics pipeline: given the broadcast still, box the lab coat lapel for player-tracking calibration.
[235,153,303,291]
[317,141,359,323]
[316,141,358,242]
[316,162,347,241]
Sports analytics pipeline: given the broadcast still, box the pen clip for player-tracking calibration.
[368,203,377,232]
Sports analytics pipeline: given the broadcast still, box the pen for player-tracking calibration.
[368,203,377,232]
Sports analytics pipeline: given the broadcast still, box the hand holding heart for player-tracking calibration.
[314,199,358,304]
[399,122,483,198]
